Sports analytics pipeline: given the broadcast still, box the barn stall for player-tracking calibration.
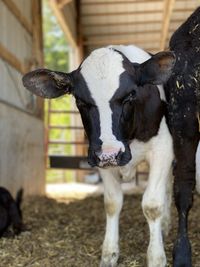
[0,0,200,266]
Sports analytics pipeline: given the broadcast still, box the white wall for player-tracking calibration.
[0,0,45,196]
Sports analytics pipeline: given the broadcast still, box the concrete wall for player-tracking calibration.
[0,0,45,196]
[0,103,45,196]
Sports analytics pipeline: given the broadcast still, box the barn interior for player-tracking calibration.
[0,0,200,266]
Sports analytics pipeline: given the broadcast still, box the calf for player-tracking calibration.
[165,7,200,267]
[23,45,175,267]
[0,187,23,237]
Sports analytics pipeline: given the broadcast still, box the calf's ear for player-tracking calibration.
[139,51,176,85]
[22,69,74,98]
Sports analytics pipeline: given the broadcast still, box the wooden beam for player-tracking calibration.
[57,0,73,9]
[82,0,162,4]
[0,43,27,74]
[86,29,161,38]
[83,20,162,28]
[174,8,196,13]
[76,0,84,62]
[32,0,44,119]
[2,0,32,35]
[49,0,77,48]
[83,17,187,28]
[32,0,44,67]
[83,37,160,46]
[82,9,163,17]
[160,0,175,50]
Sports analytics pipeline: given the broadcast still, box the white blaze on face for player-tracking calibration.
[80,48,125,153]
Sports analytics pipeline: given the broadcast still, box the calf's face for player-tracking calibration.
[23,48,175,168]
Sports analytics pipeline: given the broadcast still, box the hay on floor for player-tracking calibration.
[0,193,200,267]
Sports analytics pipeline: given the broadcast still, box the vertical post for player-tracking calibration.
[46,100,51,167]
[74,0,88,182]
[32,0,44,118]
[160,0,175,50]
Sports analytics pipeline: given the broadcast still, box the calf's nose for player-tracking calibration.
[95,148,121,167]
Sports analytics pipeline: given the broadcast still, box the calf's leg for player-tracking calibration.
[173,136,199,267]
[142,138,173,267]
[161,170,173,237]
[100,169,123,267]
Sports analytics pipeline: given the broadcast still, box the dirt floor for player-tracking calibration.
[0,193,199,267]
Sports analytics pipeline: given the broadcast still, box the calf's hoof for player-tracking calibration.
[147,257,166,267]
[100,251,119,267]
[173,236,192,267]
[147,247,166,267]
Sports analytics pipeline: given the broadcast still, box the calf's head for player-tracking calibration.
[23,48,175,168]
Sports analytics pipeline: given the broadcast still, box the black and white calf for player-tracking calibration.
[23,45,175,267]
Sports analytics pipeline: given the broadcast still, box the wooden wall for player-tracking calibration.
[0,0,45,196]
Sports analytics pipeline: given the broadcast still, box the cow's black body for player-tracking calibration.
[165,7,200,267]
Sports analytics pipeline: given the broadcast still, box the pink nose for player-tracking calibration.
[97,149,120,167]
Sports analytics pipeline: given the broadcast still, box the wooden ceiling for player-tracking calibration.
[50,0,200,57]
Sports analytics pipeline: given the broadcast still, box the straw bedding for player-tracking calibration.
[0,193,199,267]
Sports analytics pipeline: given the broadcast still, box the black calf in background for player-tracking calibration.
[0,187,23,237]
[165,7,200,267]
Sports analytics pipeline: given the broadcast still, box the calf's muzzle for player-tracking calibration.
[95,148,122,167]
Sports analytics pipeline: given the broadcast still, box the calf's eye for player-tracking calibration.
[123,90,136,104]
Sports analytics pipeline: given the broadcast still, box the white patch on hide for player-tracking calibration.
[80,48,125,152]
[196,142,200,193]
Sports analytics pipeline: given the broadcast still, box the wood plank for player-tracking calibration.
[57,0,73,9]
[160,0,175,50]
[31,0,44,119]
[50,110,79,114]
[2,0,33,35]
[83,37,160,46]
[0,103,45,196]
[0,43,26,74]
[49,0,77,48]
[76,0,84,61]
[82,9,163,17]
[49,126,83,130]
[32,0,44,67]
[0,99,43,119]
[82,0,162,4]
[49,141,88,145]
[83,20,162,27]
[85,29,161,38]
[82,17,187,27]
[174,8,196,13]
[50,156,92,170]
[73,0,86,181]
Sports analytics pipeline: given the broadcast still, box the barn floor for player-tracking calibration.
[0,193,200,267]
